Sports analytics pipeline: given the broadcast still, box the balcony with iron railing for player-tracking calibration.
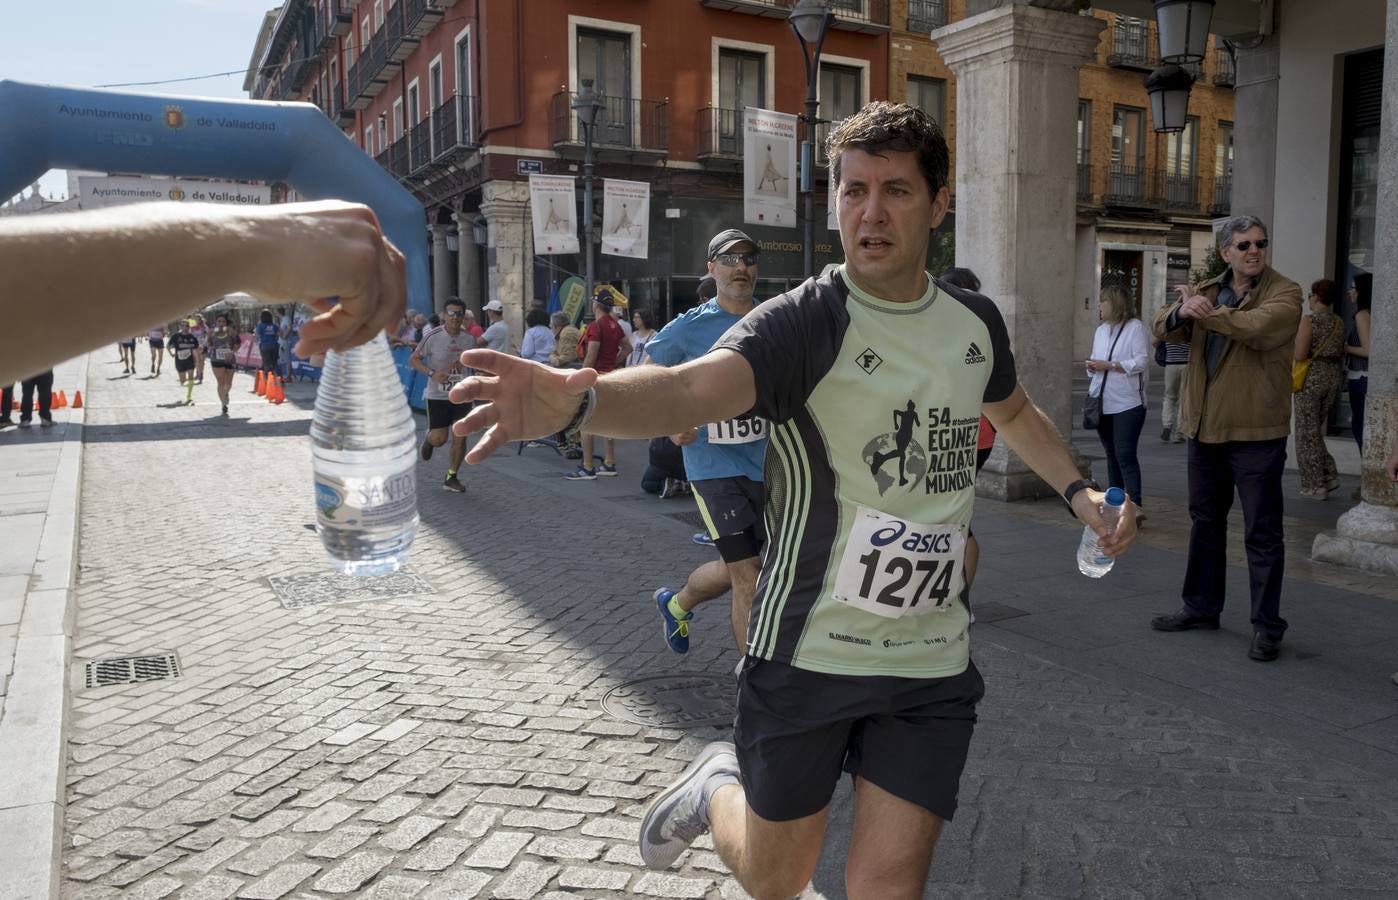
[430,94,480,163]
[1105,163,1159,207]
[697,106,744,161]
[1210,174,1232,215]
[1107,18,1157,71]
[409,117,433,172]
[1161,171,1201,213]
[402,0,444,38]
[905,0,947,34]
[1213,46,1236,86]
[551,91,669,156]
[346,24,389,107]
[326,0,352,37]
[1077,162,1097,206]
[697,0,889,34]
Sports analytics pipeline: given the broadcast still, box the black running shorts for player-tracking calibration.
[734,657,984,823]
[689,476,764,563]
[426,397,472,431]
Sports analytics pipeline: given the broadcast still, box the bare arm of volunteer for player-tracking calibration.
[448,347,755,463]
[984,384,1137,555]
[0,199,406,385]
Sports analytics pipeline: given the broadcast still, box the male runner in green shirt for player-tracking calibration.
[447,102,1137,899]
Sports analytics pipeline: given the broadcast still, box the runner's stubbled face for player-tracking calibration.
[706,242,758,308]
[835,148,949,302]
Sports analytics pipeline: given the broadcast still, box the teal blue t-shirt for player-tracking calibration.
[645,299,766,483]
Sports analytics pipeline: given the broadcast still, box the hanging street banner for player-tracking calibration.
[743,107,798,228]
[601,178,650,259]
[529,174,578,255]
[77,175,270,210]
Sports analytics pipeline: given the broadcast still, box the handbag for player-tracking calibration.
[1083,325,1126,430]
[1291,359,1310,394]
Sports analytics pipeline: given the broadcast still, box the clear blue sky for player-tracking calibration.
[4,0,275,203]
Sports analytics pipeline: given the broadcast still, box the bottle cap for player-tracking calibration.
[1105,487,1127,506]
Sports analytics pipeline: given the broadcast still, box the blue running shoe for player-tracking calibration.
[564,466,597,481]
[654,588,691,654]
[692,532,715,547]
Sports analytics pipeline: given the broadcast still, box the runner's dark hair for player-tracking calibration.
[826,101,948,200]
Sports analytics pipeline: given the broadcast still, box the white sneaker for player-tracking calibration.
[638,741,739,870]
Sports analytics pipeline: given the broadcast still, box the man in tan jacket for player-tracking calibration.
[1149,215,1302,663]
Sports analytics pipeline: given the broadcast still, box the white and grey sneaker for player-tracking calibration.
[638,741,739,870]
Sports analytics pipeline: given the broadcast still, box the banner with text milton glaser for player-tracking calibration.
[528,174,578,255]
[601,178,650,259]
[743,107,797,228]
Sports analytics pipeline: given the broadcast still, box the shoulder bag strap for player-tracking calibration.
[1093,326,1126,398]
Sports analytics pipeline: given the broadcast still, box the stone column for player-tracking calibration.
[479,180,532,343]
[934,4,1104,500]
[453,211,482,314]
[1232,36,1281,228]
[430,224,452,313]
[1312,0,1398,575]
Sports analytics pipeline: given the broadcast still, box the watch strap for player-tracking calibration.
[1062,478,1101,517]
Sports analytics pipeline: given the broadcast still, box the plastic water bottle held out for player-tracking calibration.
[1076,486,1128,578]
[310,333,419,575]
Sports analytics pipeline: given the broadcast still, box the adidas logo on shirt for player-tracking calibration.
[964,342,986,365]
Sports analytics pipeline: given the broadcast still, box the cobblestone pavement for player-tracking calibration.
[59,358,1398,899]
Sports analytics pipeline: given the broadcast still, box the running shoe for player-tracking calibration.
[564,448,583,460]
[443,474,466,493]
[39,418,54,428]
[221,405,229,418]
[597,462,618,477]
[638,741,739,870]
[654,589,690,654]
[420,439,434,461]
[17,419,30,428]
[564,466,597,481]
[659,477,681,499]
[692,532,715,547]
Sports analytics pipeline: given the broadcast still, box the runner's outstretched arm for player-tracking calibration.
[448,347,756,463]
[984,384,1138,556]
[0,200,406,385]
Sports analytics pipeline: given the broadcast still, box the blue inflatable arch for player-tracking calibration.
[0,80,429,313]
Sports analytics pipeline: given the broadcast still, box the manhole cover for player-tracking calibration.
[601,674,734,729]
[85,653,180,688]
[268,570,435,610]
[971,602,1028,624]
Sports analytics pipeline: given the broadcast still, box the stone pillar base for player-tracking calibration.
[975,443,1092,502]
[1312,502,1398,576]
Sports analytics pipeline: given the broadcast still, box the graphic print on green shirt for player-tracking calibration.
[716,266,1016,678]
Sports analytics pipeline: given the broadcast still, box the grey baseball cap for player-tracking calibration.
[707,228,759,260]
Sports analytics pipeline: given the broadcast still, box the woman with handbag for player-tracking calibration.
[1085,285,1149,518]
[1292,279,1346,499]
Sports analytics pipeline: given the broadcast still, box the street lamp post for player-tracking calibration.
[789,0,835,280]
[571,78,606,304]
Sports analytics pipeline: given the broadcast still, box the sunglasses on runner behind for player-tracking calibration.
[714,252,759,267]
[1233,239,1270,252]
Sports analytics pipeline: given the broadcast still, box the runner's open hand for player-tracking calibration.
[448,350,598,463]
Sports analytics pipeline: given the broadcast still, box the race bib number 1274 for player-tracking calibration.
[831,507,965,619]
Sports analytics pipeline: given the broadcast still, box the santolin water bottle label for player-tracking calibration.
[315,469,417,529]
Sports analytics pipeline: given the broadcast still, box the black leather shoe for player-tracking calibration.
[1150,610,1221,632]
[1248,633,1280,662]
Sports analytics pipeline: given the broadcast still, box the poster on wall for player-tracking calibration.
[528,174,578,255]
[601,178,650,259]
[743,107,798,228]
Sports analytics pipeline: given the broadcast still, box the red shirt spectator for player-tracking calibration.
[584,302,627,373]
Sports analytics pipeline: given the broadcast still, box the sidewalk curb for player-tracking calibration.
[0,355,87,900]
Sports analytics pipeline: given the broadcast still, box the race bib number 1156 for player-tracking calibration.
[832,507,965,619]
[707,416,767,445]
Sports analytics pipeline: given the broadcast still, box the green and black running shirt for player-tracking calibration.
[715,265,1016,678]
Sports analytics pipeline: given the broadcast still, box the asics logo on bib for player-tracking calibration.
[964,342,985,365]
[870,520,955,554]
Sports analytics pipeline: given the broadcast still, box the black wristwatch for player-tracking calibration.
[1062,478,1101,518]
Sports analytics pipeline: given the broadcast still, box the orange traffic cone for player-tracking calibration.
[54,390,67,409]
[265,375,276,403]
[71,391,83,409]
[273,376,286,404]
[254,370,266,396]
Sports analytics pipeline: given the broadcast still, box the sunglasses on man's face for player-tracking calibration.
[1233,239,1269,252]
[715,252,759,267]
[444,310,464,318]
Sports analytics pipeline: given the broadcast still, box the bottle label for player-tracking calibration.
[315,469,417,529]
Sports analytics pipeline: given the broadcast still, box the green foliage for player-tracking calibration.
[1191,246,1228,285]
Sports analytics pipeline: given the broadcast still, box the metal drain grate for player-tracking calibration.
[85,653,181,688]
[601,674,735,728]
[268,570,435,610]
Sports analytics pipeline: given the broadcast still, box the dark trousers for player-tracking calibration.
[1,384,13,421]
[1095,404,1146,506]
[1348,376,1368,452]
[20,371,55,422]
[1183,437,1288,639]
